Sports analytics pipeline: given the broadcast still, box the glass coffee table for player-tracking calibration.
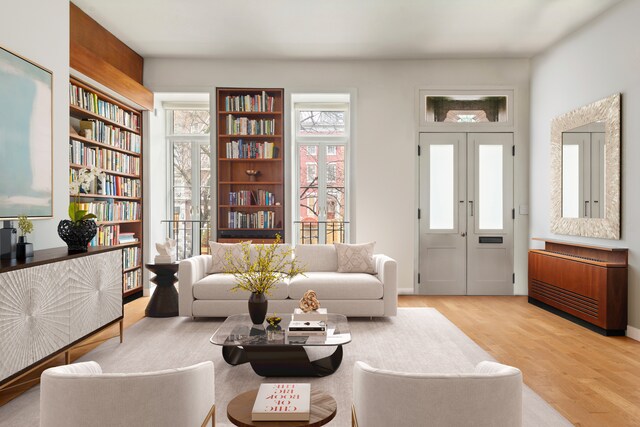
[210,314,351,377]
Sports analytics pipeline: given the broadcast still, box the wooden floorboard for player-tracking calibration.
[399,295,640,427]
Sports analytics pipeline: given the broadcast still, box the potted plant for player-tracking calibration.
[225,235,304,324]
[58,166,105,252]
[16,215,33,260]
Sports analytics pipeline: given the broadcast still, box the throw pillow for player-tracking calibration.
[334,242,376,274]
[208,242,246,274]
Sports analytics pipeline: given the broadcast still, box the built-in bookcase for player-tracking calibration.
[216,88,285,243]
[69,77,143,298]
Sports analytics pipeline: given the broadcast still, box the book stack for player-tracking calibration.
[287,320,327,337]
[118,232,137,245]
[251,383,310,421]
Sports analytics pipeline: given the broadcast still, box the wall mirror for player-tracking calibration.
[551,93,621,239]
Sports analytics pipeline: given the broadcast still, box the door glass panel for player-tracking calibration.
[429,145,454,230]
[478,145,503,230]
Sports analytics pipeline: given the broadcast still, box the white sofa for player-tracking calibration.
[179,244,397,317]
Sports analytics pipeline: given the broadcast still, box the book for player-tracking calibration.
[288,320,326,332]
[292,308,328,322]
[251,383,310,421]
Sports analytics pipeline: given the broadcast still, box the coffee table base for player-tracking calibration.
[222,345,343,377]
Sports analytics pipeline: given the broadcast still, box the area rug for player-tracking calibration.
[1,308,570,426]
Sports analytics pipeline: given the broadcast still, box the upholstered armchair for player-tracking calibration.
[352,360,522,427]
[40,361,215,427]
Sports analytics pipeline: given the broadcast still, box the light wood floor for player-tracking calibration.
[4,295,640,426]
[399,296,640,427]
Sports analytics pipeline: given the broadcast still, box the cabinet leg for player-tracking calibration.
[119,319,124,343]
[65,350,71,365]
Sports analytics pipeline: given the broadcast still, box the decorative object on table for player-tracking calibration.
[0,46,53,219]
[251,383,311,421]
[15,215,33,260]
[0,220,17,259]
[145,263,179,317]
[293,307,328,322]
[59,166,104,252]
[225,234,304,324]
[299,289,321,312]
[245,169,260,182]
[266,314,282,328]
[154,238,176,263]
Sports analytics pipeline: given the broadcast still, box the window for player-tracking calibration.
[306,163,317,184]
[167,107,211,258]
[426,96,507,123]
[294,97,350,244]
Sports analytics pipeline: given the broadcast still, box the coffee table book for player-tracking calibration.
[251,383,311,421]
[292,308,328,322]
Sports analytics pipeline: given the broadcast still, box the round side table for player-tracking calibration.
[227,388,337,427]
[145,263,179,317]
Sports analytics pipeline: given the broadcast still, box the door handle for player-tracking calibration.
[469,201,474,217]
[584,201,590,217]
[461,232,467,237]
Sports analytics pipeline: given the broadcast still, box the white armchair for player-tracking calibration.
[352,361,522,427]
[40,361,215,427]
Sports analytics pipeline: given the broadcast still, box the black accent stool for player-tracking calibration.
[528,297,625,336]
[145,263,179,317]
[222,345,344,377]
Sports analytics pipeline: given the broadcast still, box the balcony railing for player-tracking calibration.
[161,219,212,261]
[294,220,349,244]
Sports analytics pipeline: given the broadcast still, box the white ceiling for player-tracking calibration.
[72,0,622,60]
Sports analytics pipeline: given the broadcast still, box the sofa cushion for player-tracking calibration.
[193,273,289,300]
[294,244,338,272]
[288,272,383,300]
[208,242,246,274]
[334,242,376,274]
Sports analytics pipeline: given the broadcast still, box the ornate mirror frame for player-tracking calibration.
[550,93,621,239]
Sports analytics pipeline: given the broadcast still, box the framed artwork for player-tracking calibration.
[0,45,53,218]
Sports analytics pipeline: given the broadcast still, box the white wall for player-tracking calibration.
[530,0,640,327]
[145,58,530,293]
[0,0,69,249]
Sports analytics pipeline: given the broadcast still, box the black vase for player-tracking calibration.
[248,292,268,324]
[57,220,97,253]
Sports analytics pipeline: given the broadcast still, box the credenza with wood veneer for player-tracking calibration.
[528,238,628,335]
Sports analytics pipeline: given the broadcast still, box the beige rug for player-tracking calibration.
[1,308,570,426]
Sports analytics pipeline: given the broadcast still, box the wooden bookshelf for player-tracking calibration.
[216,88,285,243]
[69,76,144,298]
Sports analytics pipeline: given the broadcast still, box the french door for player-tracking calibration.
[419,132,514,295]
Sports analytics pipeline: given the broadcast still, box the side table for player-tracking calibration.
[145,263,179,317]
[227,388,337,427]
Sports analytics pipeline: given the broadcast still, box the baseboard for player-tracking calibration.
[626,325,640,342]
[397,288,415,295]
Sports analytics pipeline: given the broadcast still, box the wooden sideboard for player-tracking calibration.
[528,238,628,335]
[0,246,123,388]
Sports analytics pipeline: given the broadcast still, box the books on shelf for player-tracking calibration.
[228,190,275,206]
[227,210,275,229]
[78,119,141,153]
[123,268,142,291]
[225,91,275,112]
[89,224,120,247]
[70,139,140,175]
[72,201,140,222]
[119,232,138,244]
[292,308,328,322]
[225,139,278,159]
[225,116,275,136]
[70,83,140,131]
[70,169,141,198]
[122,246,140,269]
[251,383,310,422]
